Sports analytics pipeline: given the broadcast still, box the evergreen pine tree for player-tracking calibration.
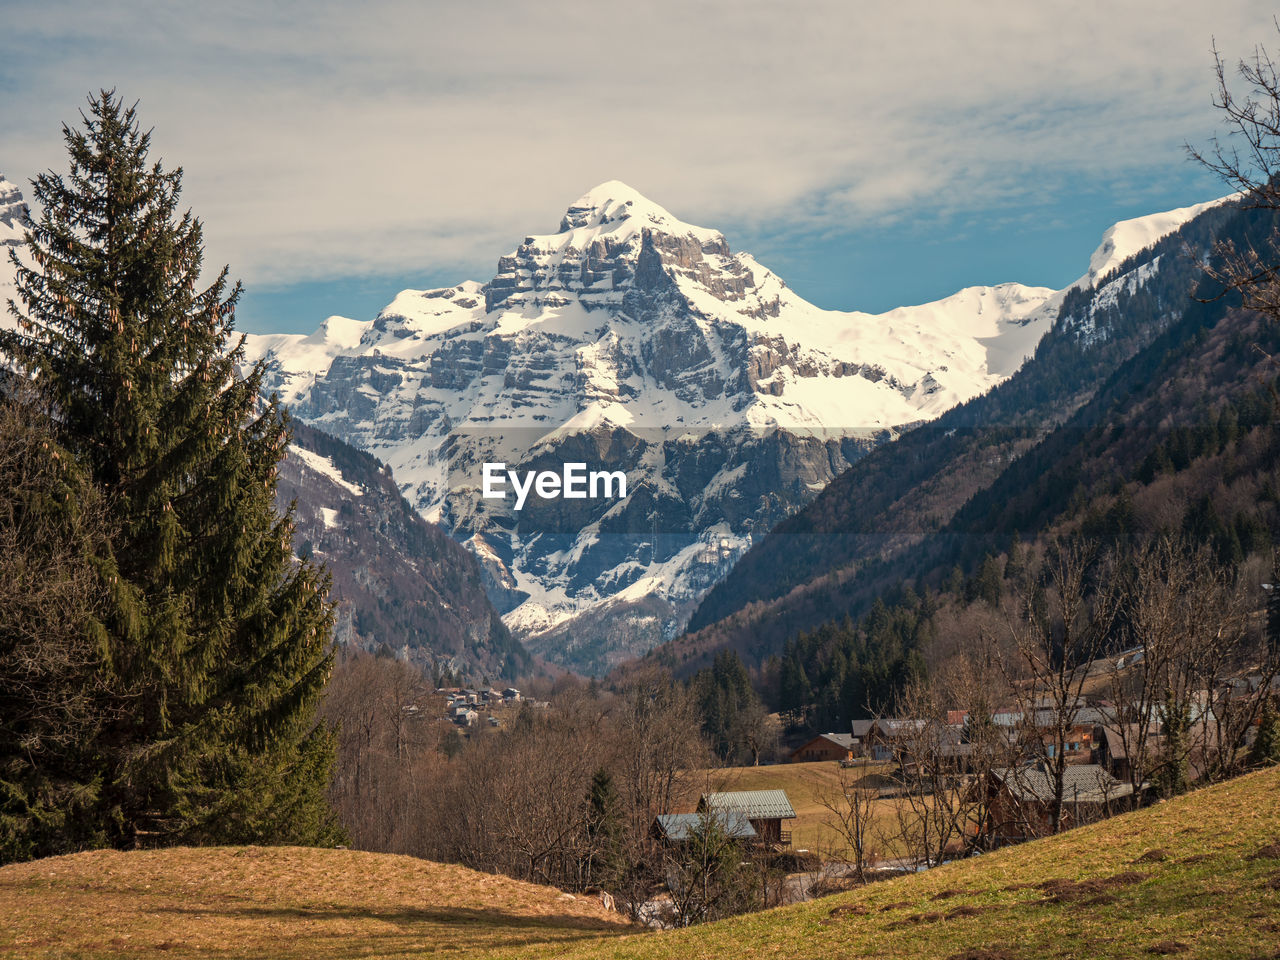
[778,652,811,723]
[1249,700,1280,767]
[1003,534,1025,582]
[1156,693,1190,798]
[1,91,340,848]
[974,553,1004,607]
[0,390,113,862]
[584,768,624,889]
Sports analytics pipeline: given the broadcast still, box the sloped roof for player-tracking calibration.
[653,811,757,842]
[879,719,927,737]
[793,733,857,753]
[699,789,797,820]
[1099,723,1163,761]
[993,764,1133,804]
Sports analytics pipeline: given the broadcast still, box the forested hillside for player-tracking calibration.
[666,199,1259,684]
[279,421,529,682]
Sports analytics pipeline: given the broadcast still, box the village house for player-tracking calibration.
[697,790,797,847]
[1095,722,1164,783]
[895,726,979,780]
[974,763,1133,843]
[1036,724,1097,764]
[789,733,859,764]
[850,719,926,762]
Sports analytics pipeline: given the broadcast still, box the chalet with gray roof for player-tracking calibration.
[849,718,927,761]
[651,811,757,844]
[976,763,1133,842]
[698,790,797,846]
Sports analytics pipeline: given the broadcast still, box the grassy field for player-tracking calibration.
[4,765,1279,960]
[685,759,903,854]
[0,845,631,959]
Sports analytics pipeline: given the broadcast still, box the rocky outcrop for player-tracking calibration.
[1,175,26,234]
[0,175,30,327]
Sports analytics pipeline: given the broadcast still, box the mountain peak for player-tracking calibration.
[1075,194,1237,290]
[556,180,720,244]
[570,179,656,212]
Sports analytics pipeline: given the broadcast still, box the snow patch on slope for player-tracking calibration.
[288,446,363,496]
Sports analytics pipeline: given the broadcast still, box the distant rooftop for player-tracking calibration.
[993,764,1133,804]
[815,733,857,749]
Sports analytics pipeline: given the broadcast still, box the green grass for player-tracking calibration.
[3,765,1279,960]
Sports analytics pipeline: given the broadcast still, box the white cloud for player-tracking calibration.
[0,0,1270,290]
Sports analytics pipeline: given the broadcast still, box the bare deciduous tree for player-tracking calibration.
[815,765,879,882]
[1189,33,1280,316]
[993,538,1119,834]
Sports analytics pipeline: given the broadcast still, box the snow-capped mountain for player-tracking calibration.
[251,181,1060,434]
[0,174,29,313]
[244,181,1222,673]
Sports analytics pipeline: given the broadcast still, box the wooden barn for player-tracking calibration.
[789,733,858,763]
[697,790,797,847]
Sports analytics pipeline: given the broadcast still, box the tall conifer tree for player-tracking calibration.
[0,391,114,862]
[1,91,340,848]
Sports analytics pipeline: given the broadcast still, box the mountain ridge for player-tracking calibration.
[279,420,528,682]
[672,195,1248,673]
[242,181,1233,673]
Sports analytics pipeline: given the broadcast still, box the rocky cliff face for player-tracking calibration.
[244,181,1074,673]
[0,176,26,240]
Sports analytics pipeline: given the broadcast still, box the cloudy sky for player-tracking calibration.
[0,1,1272,333]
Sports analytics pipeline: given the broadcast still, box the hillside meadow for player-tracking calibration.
[2,765,1278,960]
[0,846,630,959]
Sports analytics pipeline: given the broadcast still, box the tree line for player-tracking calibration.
[321,656,800,925]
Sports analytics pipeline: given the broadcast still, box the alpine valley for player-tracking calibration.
[240,181,1230,674]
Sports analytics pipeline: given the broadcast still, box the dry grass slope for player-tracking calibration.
[0,845,631,959]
